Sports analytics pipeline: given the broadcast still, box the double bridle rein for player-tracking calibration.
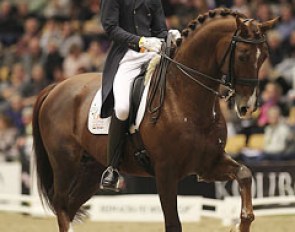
[161,28,266,101]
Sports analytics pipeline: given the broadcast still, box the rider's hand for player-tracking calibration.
[139,37,162,53]
[169,29,181,44]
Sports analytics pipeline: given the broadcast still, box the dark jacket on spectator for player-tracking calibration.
[100,0,167,117]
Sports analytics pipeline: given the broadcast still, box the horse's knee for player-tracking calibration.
[236,165,252,182]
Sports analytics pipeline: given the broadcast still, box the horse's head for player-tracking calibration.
[219,16,279,118]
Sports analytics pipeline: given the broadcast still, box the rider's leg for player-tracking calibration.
[100,113,128,191]
[101,50,156,191]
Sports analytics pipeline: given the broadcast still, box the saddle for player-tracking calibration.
[129,34,174,127]
[129,62,149,126]
[129,33,174,175]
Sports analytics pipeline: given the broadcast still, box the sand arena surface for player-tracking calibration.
[0,213,294,232]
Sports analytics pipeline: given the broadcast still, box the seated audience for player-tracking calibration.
[262,106,293,160]
[0,114,18,162]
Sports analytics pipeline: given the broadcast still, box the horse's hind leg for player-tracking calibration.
[66,156,104,220]
[53,175,75,232]
[203,155,254,232]
[155,165,182,232]
[54,154,104,232]
[56,209,72,232]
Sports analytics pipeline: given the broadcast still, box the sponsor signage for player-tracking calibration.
[216,161,295,199]
[88,195,201,222]
[126,161,295,199]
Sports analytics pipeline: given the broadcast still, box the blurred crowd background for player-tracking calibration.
[1,0,295,194]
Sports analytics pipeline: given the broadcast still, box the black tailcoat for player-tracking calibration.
[100,0,167,118]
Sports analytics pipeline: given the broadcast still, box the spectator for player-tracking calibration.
[215,0,233,8]
[255,3,274,22]
[1,63,27,103]
[257,82,288,127]
[258,59,273,93]
[59,20,84,57]
[285,30,295,58]
[44,0,71,18]
[39,18,62,52]
[0,1,22,46]
[0,114,18,162]
[17,106,33,194]
[262,106,292,160]
[4,94,25,134]
[63,43,89,77]
[74,0,100,21]
[84,40,106,72]
[21,64,49,106]
[25,0,47,14]
[266,30,285,66]
[22,37,46,79]
[190,0,211,15]
[52,65,66,82]
[15,2,30,20]
[17,16,40,57]
[43,39,64,82]
[275,3,295,42]
[231,0,252,17]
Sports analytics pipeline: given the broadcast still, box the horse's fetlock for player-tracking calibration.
[166,224,182,232]
[241,212,255,222]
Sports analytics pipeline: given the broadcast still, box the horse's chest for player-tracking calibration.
[169,120,225,154]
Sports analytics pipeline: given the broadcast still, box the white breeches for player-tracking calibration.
[113,49,157,120]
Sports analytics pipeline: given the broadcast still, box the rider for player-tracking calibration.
[100,0,180,191]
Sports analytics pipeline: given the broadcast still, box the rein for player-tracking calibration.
[161,53,229,99]
[161,31,266,101]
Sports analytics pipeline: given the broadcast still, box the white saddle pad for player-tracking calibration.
[87,55,160,134]
[87,88,111,134]
[87,78,152,134]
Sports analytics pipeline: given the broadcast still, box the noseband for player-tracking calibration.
[161,27,266,100]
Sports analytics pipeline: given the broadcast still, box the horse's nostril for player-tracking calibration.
[240,106,248,115]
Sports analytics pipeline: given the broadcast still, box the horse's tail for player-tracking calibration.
[32,84,57,212]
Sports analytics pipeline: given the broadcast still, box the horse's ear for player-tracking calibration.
[259,17,280,33]
[236,17,248,37]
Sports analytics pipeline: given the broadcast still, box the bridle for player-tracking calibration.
[161,26,267,101]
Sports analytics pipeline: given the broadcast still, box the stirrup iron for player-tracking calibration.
[100,167,124,192]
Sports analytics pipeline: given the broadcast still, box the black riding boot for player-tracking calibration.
[100,114,127,191]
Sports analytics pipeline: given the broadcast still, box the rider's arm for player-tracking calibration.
[150,0,168,39]
[101,0,140,50]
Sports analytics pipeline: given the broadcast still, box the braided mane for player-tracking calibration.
[176,8,247,47]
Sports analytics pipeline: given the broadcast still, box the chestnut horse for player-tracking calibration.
[33,9,278,232]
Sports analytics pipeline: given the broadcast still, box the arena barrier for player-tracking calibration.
[0,194,295,226]
[1,161,295,225]
[0,162,21,194]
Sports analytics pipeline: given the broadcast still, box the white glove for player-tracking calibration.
[139,37,163,53]
[169,29,181,44]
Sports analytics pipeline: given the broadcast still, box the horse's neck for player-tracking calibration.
[166,27,224,119]
[167,18,235,117]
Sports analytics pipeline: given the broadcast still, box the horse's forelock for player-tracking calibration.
[239,19,265,40]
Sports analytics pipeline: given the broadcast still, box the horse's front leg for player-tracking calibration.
[203,155,254,232]
[234,165,254,232]
[155,164,182,232]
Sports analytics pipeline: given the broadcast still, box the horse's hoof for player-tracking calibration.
[230,223,241,232]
